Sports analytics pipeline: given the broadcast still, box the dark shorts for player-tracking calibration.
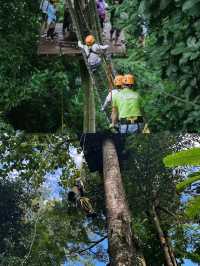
[110,27,121,36]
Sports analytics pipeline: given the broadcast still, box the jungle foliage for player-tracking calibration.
[114,0,200,132]
[1,133,200,265]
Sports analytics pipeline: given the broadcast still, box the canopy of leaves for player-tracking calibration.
[112,0,200,132]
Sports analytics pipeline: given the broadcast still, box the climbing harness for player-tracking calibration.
[79,196,94,214]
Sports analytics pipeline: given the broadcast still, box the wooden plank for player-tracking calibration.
[37,21,126,56]
[37,23,81,56]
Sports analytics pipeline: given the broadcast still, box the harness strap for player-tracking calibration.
[86,48,100,60]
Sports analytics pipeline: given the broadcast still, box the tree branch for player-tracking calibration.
[157,205,177,219]
[70,236,107,256]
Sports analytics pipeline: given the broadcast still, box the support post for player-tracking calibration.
[80,61,96,133]
[102,138,136,266]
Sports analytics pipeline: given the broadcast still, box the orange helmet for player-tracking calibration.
[114,75,124,86]
[123,74,135,85]
[85,35,95,46]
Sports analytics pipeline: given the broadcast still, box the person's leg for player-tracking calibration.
[110,27,114,42]
[63,11,71,34]
[100,16,104,29]
[62,14,67,35]
[41,13,47,35]
[47,22,56,40]
[46,17,52,38]
[46,27,51,38]
[114,29,121,46]
[91,61,101,73]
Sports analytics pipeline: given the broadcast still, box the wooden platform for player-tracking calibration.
[37,22,126,57]
[37,23,81,56]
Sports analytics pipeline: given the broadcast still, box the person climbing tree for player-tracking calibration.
[68,179,97,218]
[111,74,144,134]
[78,35,109,72]
[102,75,123,111]
[109,0,124,46]
[46,0,58,40]
[96,0,106,29]
[40,0,49,36]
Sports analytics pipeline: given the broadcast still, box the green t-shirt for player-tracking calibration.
[112,88,142,119]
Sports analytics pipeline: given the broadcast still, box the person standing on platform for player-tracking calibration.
[40,0,49,36]
[62,0,72,36]
[46,0,57,40]
[96,0,106,29]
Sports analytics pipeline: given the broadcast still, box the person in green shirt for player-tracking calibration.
[111,74,144,133]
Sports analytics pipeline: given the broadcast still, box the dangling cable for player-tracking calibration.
[61,87,64,134]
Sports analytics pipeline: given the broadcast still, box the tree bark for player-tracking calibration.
[80,61,96,133]
[102,138,136,266]
[165,234,178,266]
[151,204,174,266]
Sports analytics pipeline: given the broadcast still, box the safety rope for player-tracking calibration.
[61,87,64,133]
[58,42,64,133]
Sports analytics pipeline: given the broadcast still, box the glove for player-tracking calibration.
[78,40,82,47]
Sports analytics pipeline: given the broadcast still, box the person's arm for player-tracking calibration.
[102,92,112,111]
[78,41,84,49]
[95,44,109,51]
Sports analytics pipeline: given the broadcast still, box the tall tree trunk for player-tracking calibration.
[80,61,96,133]
[102,138,136,266]
[151,204,174,266]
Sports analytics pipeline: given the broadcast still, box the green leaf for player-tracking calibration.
[185,196,200,220]
[163,148,200,167]
[176,173,200,192]
[182,0,200,12]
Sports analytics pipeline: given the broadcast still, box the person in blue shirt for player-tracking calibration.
[46,0,57,40]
